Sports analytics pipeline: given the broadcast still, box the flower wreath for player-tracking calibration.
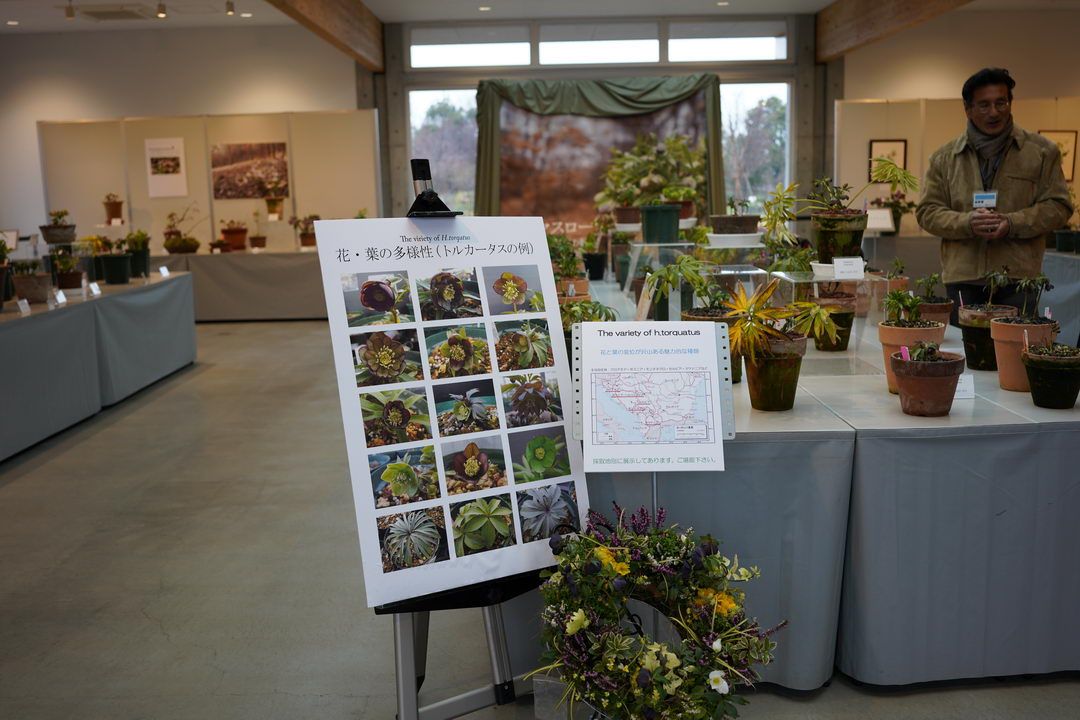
[535,506,780,720]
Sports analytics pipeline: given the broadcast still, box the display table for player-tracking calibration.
[155,252,326,322]
[0,273,195,462]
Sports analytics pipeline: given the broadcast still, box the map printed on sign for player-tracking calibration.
[581,322,725,473]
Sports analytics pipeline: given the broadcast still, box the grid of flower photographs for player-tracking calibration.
[340,264,580,574]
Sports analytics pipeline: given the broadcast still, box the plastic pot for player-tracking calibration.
[1054,229,1080,252]
[640,204,680,244]
[810,211,867,263]
[249,235,267,249]
[613,206,640,224]
[583,253,606,280]
[221,228,248,251]
[129,248,150,278]
[878,321,947,393]
[709,215,760,234]
[39,224,76,245]
[958,305,1017,370]
[56,270,83,290]
[744,335,806,411]
[1022,350,1080,409]
[100,254,132,285]
[990,318,1058,391]
[0,265,7,311]
[13,272,53,304]
[681,309,742,383]
[890,351,966,416]
[615,253,631,286]
[675,199,695,219]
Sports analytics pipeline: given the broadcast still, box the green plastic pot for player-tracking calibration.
[615,253,630,286]
[640,204,680,244]
[810,211,867,264]
[1022,351,1080,409]
[129,248,151,278]
[1055,229,1080,252]
[100,253,132,285]
[745,336,806,411]
[815,310,855,352]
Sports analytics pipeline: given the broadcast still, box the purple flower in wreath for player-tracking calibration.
[360,279,395,312]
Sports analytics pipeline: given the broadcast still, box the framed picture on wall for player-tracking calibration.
[868,139,907,181]
[1038,130,1077,182]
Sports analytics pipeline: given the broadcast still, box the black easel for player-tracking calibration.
[378,161,535,720]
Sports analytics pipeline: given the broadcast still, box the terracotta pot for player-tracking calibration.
[1022,350,1080,409]
[838,281,871,317]
[104,200,124,223]
[745,335,806,411]
[877,322,947,393]
[56,270,83,290]
[675,199,695,219]
[990,318,1058,391]
[300,231,316,247]
[556,277,589,298]
[958,305,1017,371]
[613,206,640,224]
[917,299,954,327]
[890,351,966,416]
[221,227,248,251]
[249,235,267,249]
[265,197,285,216]
[557,293,592,305]
[13,272,53,304]
[709,215,760,234]
[682,309,742,383]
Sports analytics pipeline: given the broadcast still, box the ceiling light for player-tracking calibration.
[717,1,730,5]
[240,12,252,18]
[156,3,166,18]
[478,5,491,11]
[65,2,75,20]
[6,20,18,26]
[226,1,235,15]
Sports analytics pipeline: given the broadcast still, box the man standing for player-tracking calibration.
[917,68,1072,322]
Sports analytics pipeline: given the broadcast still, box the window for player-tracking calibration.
[409,89,478,215]
[410,26,530,69]
[721,83,790,212]
[669,21,787,62]
[538,23,659,65]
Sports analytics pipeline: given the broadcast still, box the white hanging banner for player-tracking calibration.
[580,321,726,473]
[145,137,188,198]
[315,216,589,607]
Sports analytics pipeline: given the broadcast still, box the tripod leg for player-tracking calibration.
[412,611,430,691]
[481,604,516,705]
[394,612,419,720]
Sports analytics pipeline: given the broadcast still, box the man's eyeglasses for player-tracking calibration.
[972,100,1011,114]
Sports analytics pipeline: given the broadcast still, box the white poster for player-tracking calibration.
[145,137,188,198]
[581,321,725,473]
[316,217,589,607]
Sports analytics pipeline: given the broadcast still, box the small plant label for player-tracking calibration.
[268,213,280,222]
[954,374,975,400]
[159,266,171,277]
[16,298,31,316]
[110,218,123,227]
[54,289,67,306]
[88,282,102,297]
[832,256,865,280]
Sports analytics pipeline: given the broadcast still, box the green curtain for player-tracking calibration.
[475,75,724,217]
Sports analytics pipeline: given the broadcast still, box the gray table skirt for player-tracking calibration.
[156,252,326,322]
[0,274,196,462]
[837,423,1080,685]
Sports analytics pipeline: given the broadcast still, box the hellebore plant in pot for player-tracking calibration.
[219,219,248,251]
[124,229,151,278]
[877,257,909,293]
[96,238,133,285]
[890,341,966,417]
[1022,343,1080,409]
[990,274,1058,391]
[559,300,616,362]
[958,266,1018,371]
[51,250,83,290]
[40,209,76,245]
[809,282,856,351]
[289,214,320,247]
[549,234,589,300]
[913,272,954,327]
[581,232,606,281]
[644,253,701,324]
[878,290,946,394]
[11,260,53,304]
[722,278,837,411]
[711,196,761,235]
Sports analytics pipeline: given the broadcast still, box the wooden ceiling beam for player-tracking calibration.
[816,0,974,63]
[264,0,384,72]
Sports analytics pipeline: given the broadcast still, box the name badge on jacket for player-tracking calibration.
[973,191,998,209]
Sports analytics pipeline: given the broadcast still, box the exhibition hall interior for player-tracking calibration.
[4,1,1080,718]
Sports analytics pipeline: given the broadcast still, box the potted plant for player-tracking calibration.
[97,238,132,285]
[549,234,589,301]
[581,233,605,281]
[51,250,83,289]
[1022,343,1080,409]
[261,178,287,217]
[879,290,946,394]
[809,282,856,352]
[39,209,76,245]
[870,190,917,236]
[11,260,53,303]
[289,214,320,247]
[890,341,966,417]
[164,234,200,254]
[559,300,616,360]
[163,203,202,244]
[640,201,681,244]
[209,239,231,253]
[248,209,267,250]
[0,237,9,311]
[711,197,760,235]
[661,184,697,220]
[1053,184,1080,252]
[913,273,954,326]
[77,235,109,281]
[103,192,124,224]
[958,266,1018,371]
[123,229,151,278]
[876,257,909,292]
[219,219,247,251]
[721,278,837,411]
[990,274,1058,391]
[644,254,695,323]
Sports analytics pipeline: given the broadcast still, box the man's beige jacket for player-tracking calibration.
[916,125,1072,283]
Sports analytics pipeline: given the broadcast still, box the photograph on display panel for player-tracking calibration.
[501,372,563,429]
[370,444,442,509]
[378,508,451,573]
[210,142,289,199]
[360,387,432,448]
[417,268,484,320]
[441,435,509,496]
[424,323,493,379]
[341,270,414,326]
[351,328,425,388]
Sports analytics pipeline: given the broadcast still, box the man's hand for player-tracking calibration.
[970,209,1011,240]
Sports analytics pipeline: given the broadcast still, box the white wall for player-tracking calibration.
[845,9,1080,101]
[0,25,356,236]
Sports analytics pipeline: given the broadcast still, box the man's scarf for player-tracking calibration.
[966,117,1015,190]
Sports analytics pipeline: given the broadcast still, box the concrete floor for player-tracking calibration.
[1,321,1078,719]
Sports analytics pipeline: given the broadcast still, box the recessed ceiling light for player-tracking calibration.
[226,1,235,15]
[6,20,18,26]
[156,3,167,18]
[478,5,492,11]
[240,11,252,17]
